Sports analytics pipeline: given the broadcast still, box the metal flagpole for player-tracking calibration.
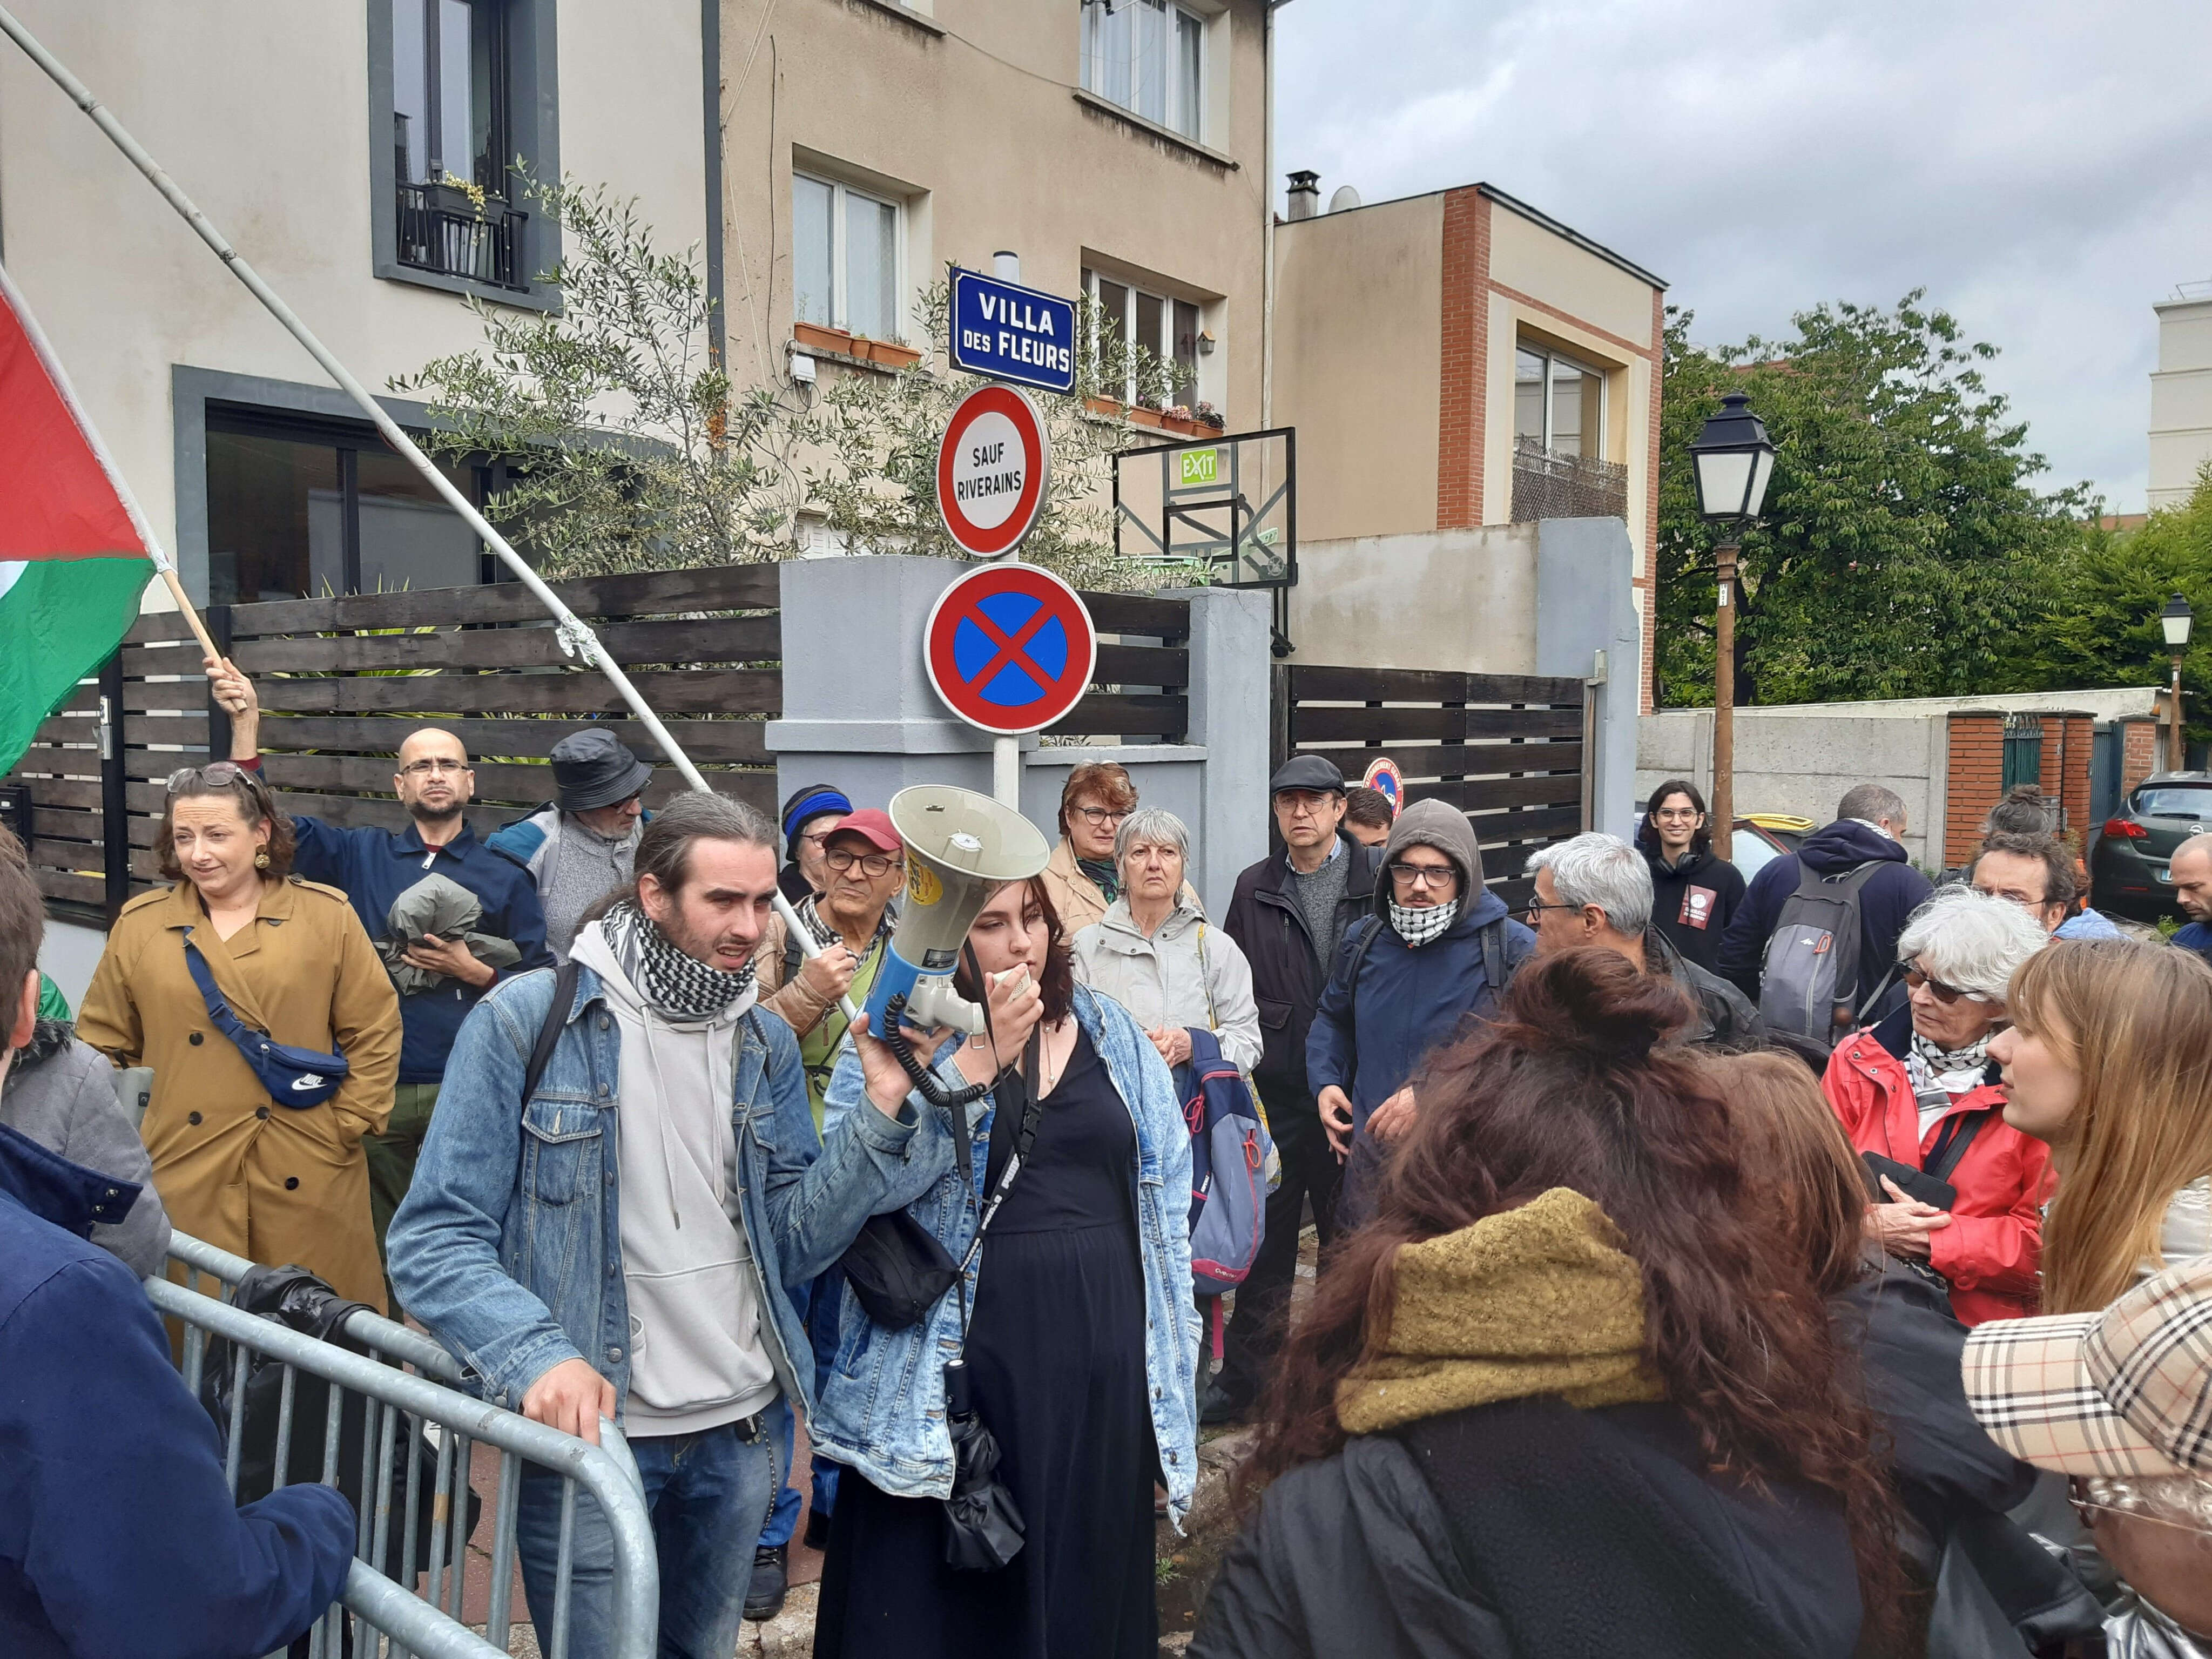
[0,4,839,979]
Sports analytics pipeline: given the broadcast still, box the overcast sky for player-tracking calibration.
[1274,0,2212,513]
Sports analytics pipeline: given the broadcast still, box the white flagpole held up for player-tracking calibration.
[0,4,841,981]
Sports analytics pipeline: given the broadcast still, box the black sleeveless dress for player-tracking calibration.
[814,1024,1158,1659]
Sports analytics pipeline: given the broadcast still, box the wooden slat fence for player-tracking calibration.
[8,565,1191,925]
[1273,664,1589,912]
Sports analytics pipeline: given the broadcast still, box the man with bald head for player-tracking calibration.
[207,657,549,1310]
[2169,832,2212,967]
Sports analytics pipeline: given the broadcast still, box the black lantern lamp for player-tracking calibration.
[1688,392,1777,522]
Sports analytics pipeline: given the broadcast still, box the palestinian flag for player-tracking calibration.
[0,260,156,774]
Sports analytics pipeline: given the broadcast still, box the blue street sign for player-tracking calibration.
[948,267,1077,395]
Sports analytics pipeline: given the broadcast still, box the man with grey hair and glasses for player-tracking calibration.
[389,792,927,1657]
[1524,832,1763,1050]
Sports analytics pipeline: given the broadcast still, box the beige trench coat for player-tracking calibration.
[77,876,401,1311]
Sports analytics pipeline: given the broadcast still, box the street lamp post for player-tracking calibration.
[1688,392,1777,841]
[2162,592,2194,772]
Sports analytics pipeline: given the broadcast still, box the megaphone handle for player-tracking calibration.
[769,887,862,1023]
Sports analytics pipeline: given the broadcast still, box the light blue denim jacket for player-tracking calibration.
[811,985,1203,1523]
[387,965,918,1419]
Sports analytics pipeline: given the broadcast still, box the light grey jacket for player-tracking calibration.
[1072,899,1263,1075]
[1,1020,172,1276]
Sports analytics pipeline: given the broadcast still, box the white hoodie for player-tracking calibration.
[569,922,778,1435]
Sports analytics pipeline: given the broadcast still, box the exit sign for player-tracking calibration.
[1178,447,1220,487]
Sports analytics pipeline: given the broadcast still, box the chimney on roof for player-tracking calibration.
[1286,170,1319,221]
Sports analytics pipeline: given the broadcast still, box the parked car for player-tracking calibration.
[1730,814,1814,884]
[2089,772,2212,922]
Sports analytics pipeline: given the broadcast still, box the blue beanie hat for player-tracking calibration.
[780,785,854,845]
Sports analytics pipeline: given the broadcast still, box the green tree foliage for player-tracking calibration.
[792,280,1181,590]
[394,176,793,578]
[1655,293,2090,707]
[2027,467,2212,740]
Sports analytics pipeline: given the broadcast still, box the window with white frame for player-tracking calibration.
[1083,267,1202,408]
[1081,0,1205,141]
[1514,343,1606,458]
[792,172,903,341]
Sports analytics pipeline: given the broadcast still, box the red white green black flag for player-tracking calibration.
[0,259,158,774]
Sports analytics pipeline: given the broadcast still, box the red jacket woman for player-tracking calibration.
[1825,1004,2052,1326]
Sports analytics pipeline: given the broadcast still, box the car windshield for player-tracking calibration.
[1731,827,1782,882]
[2132,787,2212,820]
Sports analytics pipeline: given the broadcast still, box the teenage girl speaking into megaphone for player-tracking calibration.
[808,871,1202,1659]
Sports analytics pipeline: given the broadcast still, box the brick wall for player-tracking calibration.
[1435,187,1491,530]
[2121,717,2162,796]
[1642,286,1663,716]
[1945,709,2099,868]
[1944,712,2006,869]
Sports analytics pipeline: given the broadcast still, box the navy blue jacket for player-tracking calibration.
[1717,820,1933,1004]
[0,1123,355,1658]
[1307,889,1534,1206]
[290,818,551,1084]
[2175,922,2212,966]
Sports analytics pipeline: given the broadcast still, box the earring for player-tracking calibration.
[254,849,271,870]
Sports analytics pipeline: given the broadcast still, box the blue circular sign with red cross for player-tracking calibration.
[923,563,1097,736]
[1362,757,1404,817]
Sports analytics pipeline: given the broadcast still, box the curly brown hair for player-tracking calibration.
[1057,762,1137,840]
[1243,948,1901,1631]
[157,763,295,882]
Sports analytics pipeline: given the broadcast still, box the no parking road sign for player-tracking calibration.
[924,563,1097,736]
[1361,756,1404,817]
[936,383,1049,559]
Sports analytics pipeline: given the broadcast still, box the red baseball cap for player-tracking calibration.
[826,808,901,854]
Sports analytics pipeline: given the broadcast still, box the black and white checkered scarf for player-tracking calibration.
[598,898,757,1023]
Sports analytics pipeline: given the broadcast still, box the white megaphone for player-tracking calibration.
[861,784,1051,1041]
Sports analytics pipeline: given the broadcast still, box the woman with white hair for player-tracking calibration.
[1822,885,2054,1326]
[1071,808,1261,1075]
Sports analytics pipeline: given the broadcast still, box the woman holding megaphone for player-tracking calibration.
[808,871,1201,1659]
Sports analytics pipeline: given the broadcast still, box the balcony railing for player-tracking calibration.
[1510,436,1629,523]
[395,181,528,291]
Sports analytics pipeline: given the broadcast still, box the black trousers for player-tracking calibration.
[1212,1109,1342,1411]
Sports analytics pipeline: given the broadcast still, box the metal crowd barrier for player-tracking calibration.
[150,1232,658,1659]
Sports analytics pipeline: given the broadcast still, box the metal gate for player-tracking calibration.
[1272,664,1588,912]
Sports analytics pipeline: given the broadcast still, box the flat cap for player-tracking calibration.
[1270,755,1346,795]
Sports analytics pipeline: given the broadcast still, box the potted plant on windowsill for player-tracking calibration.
[424,172,489,220]
[793,319,854,356]
[1194,402,1225,431]
[864,338,922,369]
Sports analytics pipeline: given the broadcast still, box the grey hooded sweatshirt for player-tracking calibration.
[567,923,778,1436]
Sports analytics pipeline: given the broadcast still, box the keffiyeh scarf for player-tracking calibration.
[1078,855,1122,905]
[598,898,757,1023]
[1391,899,1460,948]
[1906,1029,1994,1094]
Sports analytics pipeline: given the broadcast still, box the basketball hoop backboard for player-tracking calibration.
[1112,426,1296,589]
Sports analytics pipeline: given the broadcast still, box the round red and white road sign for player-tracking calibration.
[923,562,1097,736]
[935,383,1049,559]
[1361,757,1404,817]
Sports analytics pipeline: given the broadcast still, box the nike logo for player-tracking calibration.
[291,1074,325,1091]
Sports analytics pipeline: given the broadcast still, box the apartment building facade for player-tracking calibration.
[1270,177,1666,709]
[0,0,714,606]
[2151,284,2212,508]
[711,0,1274,479]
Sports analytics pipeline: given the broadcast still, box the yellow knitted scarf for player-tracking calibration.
[1336,1186,1664,1435]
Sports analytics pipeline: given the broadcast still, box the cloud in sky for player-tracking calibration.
[1274,0,2212,510]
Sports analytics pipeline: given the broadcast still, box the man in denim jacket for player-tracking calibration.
[389,794,918,1658]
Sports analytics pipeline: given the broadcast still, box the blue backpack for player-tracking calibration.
[1182,1026,1274,1298]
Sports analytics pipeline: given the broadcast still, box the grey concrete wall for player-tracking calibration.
[767,557,1271,915]
[1288,524,1537,675]
[1638,708,1944,867]
[1638,689,2165,872]
[1535,518,1641,840]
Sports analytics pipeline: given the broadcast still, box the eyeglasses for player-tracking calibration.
[1388,861,1457,890]
[399,757,470,777]
[1651,807,1701,822]
[1900,963,1980,1004]
[825,847,903,878]
[1072,806,1129,828]
[1523,899,1581,922]
[165,761,268,796]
